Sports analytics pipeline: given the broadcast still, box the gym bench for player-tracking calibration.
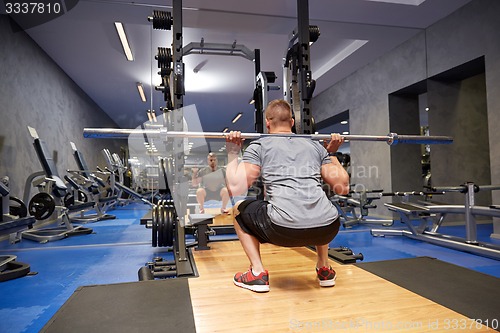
[371,183,500,260]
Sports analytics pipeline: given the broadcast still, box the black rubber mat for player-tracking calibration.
[41,278,196,333]
[356,257,500,330]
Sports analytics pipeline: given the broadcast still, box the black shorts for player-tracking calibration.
[204,188,222,201]
[235,199,340,247]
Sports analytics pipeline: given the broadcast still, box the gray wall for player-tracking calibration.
[312,0,500,234]
[0,16,125,199]
[313,30,428,211]
[428,73,491,206]
[388,94,422,192]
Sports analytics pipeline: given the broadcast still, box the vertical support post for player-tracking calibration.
[254,49,261,79]
[253,49,264,134]
[296,0,313,134]
[290,59,302,133]
[1,187,8,219]
[253,50,265,200]
[172,0,188,263]
[256,72,269,134]
[465,182,478,244]
[172,0,184,110]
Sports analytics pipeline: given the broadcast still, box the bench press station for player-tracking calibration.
[371,182,500,260]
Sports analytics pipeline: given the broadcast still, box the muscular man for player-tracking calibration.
[225,99,350,292]
[191,153,230,214]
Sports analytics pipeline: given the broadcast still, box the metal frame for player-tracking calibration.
[283,0,314,135]
[331,191,394,228]
[183,41,255,61]
[371,183,500,260]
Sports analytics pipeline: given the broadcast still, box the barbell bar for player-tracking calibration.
[83,128,453,146]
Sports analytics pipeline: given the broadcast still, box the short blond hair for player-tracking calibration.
[265,100,292,127]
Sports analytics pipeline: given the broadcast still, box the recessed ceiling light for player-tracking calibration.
[340,120,348,125]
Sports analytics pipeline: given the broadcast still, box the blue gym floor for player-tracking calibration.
[1,202,499,333]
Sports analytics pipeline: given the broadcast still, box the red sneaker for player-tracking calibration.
[316,266,336,287]
[233,268,269,292]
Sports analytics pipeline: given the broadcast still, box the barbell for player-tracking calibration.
[83,128,453,146]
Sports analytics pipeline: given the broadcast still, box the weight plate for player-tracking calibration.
[152,205,158,247]
[63,193,74,207]
[158,201,164,247]
[78,190,88,203]
[162,202,169,247]
[28,192,56,220]
[9,197,28,218]
[165,204,174,247]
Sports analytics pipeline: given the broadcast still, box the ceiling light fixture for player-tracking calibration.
[231,113,243,124]
[137,83,147,102]
[114,22,134,61]
[223,127,229,133]
[340,120,348,125]
[146,109,157,122]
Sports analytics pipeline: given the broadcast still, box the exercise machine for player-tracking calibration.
[102,148,154,206]
[330,189,394,228]
[68,142,117,221]
[0,177,34,281]
[371,182,500,260]
[22,127,93,242]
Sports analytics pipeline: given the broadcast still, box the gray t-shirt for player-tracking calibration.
[243,135,339,229]
[198,167,226,192]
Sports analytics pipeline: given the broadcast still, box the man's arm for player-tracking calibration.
[321,134,350,195]
[191,167,201,187]
[225,131,261,196]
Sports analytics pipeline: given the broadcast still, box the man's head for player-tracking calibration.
[207,152,218,170]
[265,99,294,132]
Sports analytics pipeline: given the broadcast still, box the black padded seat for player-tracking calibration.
[67,202,95,212]
[0,217,36,234]
[33,138,67,198]
[74,150,107,187]
[99,196,118,203]
[73,150,91,179]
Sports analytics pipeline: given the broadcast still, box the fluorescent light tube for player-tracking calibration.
[115,22,134,61]
[137,83,146,102]
[232,113,243,123]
